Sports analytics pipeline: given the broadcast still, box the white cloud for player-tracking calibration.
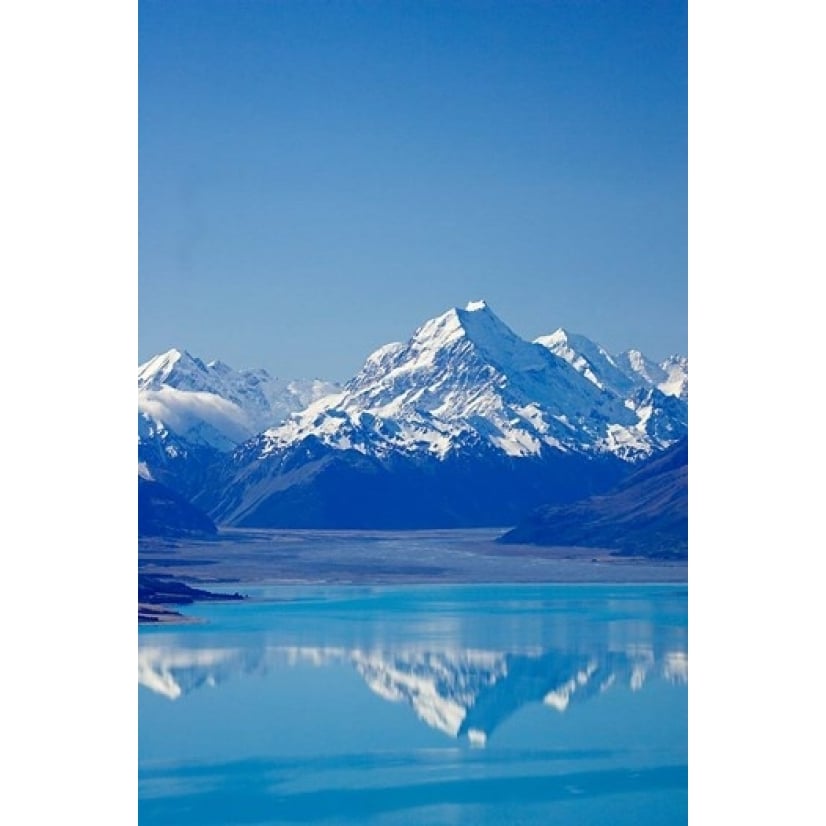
[138,386,253,446]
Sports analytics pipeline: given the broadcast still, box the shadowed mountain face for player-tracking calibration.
[203,439,630,529]
[138,475,218,538]
[498,439,687,557]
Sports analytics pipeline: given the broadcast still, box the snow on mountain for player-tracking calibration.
[534,329,688,456]
[537,330,688,403]
[257,300,667,462]
[534,328,639,397]
[139,385,253,451]
[615,348,666,386]
[659,355,688,400]
[138,348,339,450]
[613,349,688,401]
[140,304,687,528]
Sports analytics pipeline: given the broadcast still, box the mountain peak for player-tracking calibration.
[405,301,528,366]
[138,348,204,388]
[146,347,202,367]
[139,348,342,461]
[535,328,570,347]
[141,347,182,369]
[536,328,603,350]
[411,306,466,349]
[616,348,667,386]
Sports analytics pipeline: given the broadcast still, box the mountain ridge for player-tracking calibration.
[139,300,687,531]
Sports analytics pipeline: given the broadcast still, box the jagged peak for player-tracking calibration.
[139,347,205,370]
[535,328,574,348]
[538,328,616,362]
[409,301,520,352]
[138,347,206,386]
[616,348,667,382]
[534,328,610,355]
[538,326,567,339]
[139,347,181,372]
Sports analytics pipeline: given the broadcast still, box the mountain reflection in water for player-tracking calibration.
[139,642,686,744]
[139,586,687,825]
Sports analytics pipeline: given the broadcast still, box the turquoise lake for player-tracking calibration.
[139,584,687,824]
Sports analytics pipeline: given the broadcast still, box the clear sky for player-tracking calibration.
[139,0,686,381]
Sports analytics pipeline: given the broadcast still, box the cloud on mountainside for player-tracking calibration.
[138,385,252,445]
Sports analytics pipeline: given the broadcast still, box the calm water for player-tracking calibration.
[139,584,687,825]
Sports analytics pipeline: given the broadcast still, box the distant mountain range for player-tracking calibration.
[138,301,687,534]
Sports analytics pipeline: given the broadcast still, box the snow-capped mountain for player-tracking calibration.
[658,355,689,401]
[138,302,687,530]
[613,348,689,401]
[535,329,688,403]
[257,301,677,462]
[138,348,339,444]
[534,329,640,397]
[138,348,339,497]
[201,301,687,528]
[532,328,688,466]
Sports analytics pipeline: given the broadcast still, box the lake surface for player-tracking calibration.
[139,584,687,825]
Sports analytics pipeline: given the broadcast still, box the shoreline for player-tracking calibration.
[139,528,686,623]
[138,572,246,624]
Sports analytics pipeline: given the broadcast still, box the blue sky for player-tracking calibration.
[139,0,686,381]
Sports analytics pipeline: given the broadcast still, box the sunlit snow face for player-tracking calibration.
[254,301,685,463]
[138,349,341,450]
